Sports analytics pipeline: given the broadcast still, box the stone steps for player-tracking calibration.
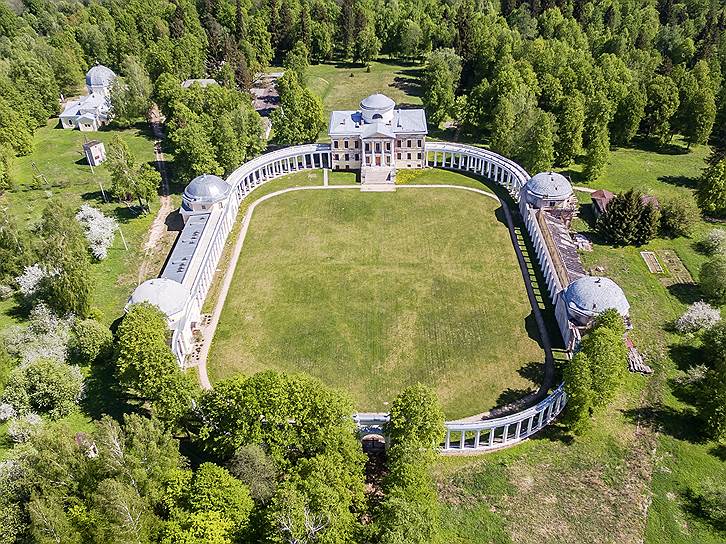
[361,167,396,192]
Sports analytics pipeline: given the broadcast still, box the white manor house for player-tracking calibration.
[127,93,637,453]
[329,93,427,189]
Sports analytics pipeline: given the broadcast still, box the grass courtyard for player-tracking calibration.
[208,177,544,418]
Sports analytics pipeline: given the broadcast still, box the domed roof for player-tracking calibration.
[85,64,116,88]
[128,278,190,317]
[183,174,231,204]
[360,93,395,111]
[526,172,573,200]
[563,276,630,319]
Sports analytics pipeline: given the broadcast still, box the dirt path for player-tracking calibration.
[137,106,174,285]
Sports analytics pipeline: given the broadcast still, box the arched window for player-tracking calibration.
[372,113,383,119]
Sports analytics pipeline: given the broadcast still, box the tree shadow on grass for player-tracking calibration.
[658,175,699,191]
[518,360,545,384]
[529,420,575,446]
[496,387,536,407]
[558,168,588,185]
[668,342,703,372]
[666,282,701,305]
[627,136,690,156]
[621,403,706,444]
[81,362,135,422]
[524,312,546,349]
[709,444,726,462]
[682,487,726,534]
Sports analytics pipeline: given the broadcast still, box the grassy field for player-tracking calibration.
[1,120,158,326]
[434,138,726,543]
[306,60,422,137]
[208,173,545,418]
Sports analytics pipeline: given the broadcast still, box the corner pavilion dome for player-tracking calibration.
[563,276,630,325]
[85,64,116,89]
[128,278,190,318]
[183,173,231,205]
[360,93,395,123]
[525,172,573,203]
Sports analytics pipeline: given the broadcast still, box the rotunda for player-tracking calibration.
[182,173,232,216]
[524,171,573,208]
[128,278,190,320]
[359,93,395,124]
[85,64,116,95]
[562,276,630,326]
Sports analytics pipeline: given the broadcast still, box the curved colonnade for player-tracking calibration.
[166,141,568,454]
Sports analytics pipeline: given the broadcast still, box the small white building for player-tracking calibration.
[60,64,116,131]
[561,275,631,328]
[329,94,427,187]
[82,140,106,167]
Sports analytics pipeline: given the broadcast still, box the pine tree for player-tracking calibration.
[635,202,661,246]
[597,190,643,245]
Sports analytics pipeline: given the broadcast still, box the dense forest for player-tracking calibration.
[1,0,726,542]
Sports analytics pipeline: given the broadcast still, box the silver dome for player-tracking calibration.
[526,172,573,201]
[85,64,116,89]
[128,278,190,317]
[360,93,395,111]
[563,276,630,320]
[183,174,231,204]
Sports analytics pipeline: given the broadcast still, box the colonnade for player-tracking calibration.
[166,141,569,454]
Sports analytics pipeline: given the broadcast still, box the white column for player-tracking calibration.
[474,430,481,448]
[459,431,466,449]
[444,430,450,449]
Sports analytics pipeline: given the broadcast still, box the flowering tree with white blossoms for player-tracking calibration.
[7,412,42,443]
[3,303,75,364]
[15,264,46,297]
[675,301,721,334]
[75,204,118,260]
[0,403,16,422]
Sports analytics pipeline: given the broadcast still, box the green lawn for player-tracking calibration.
[306,60,422,138]
[208,173,544,418]
[1,120,158,326]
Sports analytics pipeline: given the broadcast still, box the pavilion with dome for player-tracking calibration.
[328,93,427,188]
[59,64,116,131]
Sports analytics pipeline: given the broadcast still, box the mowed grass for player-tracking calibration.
[1,120,158,326]
[306,60,422,131]
[209,182,544,418]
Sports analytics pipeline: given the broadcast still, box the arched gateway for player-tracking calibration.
[129,94,631,454]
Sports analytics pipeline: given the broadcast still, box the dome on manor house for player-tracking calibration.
[128,278,190,317]
[85,64,116,89]
[183,173,232,204]
[525,171,573,201]
[360,93,395,111]
[563,276,630,323]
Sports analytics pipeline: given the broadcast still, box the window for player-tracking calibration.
[417,152,422,159]
[334,153,339,160]
[385,142,391,151]
[355,153,359,160]
[397,153,401,159]
[417,139,422,147]
[365,142,370,152]
[345,154,349,161]
[334,140,339,149]
[344,140,349,149]
[372,113,383,119]
[354,140,360,148]
[375,142,381,153]
[407,153,411,160]
[396,140,401,147]
[407,140,412,148]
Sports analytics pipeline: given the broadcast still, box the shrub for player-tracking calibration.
[700,255,726,304]
[1,358,83,419]
[7,413,42,443]
[73,318,113,364]
[3,303,74,364]
[702,229,726,255]
[0,403,16,422]
[660,197,701,237]
[596,190,660,246]
[386,384,445,448]
[675,301,721,333]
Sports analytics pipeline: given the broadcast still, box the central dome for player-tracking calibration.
[183,173,231,204]
[360,93,395,124]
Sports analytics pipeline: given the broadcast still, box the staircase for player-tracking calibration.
[361,167,396,192]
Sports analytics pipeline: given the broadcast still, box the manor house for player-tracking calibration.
[59,64,116,131]
[328,93,427,188]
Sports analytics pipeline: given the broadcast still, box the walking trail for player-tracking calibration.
[195,182,555,408]
[137,106,173,285]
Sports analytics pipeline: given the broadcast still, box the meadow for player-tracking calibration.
[208,173,544,418]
